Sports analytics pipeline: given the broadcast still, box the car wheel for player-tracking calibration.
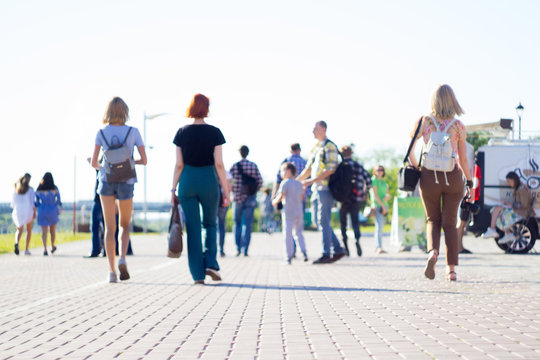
[505,220,537,254]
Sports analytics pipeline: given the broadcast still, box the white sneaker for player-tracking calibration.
[24,250,31,255]
[498,232,516,245]
[483,227,498,238]
[108,272,118,283]
[205,268,222,281]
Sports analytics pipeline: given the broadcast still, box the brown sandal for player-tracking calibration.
[446,271,457,281]
[424,251,437,280]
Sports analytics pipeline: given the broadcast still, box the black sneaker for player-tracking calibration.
[355,242,362,257]
[312,255,333,264]
[331,252,346,262]
[459,248,472,254]
[14,243,19,255]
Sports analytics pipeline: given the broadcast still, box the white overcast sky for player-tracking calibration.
[1,0,539,202]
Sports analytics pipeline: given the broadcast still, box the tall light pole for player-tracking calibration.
[143,112,167,233]
[516,102,524,140]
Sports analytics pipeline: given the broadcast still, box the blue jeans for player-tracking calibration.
[374,206,386,248]
[90,199,104,256]
[234,195,257,255]
[315,189,345,257]
[217,206,229,254]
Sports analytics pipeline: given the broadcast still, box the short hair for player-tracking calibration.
[290,143,301,152]
[37,172,56,191]
[239,145,249,158]
[339,145,352,158]
[281,162,297,176]
[431,84,464,119]
[316,120,327,130]
[506,171,521,189]
[186,93,210,119]
[103,97,129,125]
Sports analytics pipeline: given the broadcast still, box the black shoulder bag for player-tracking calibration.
[398,118,423,192]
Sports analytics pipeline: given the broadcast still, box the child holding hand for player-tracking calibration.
[273,162,307,264]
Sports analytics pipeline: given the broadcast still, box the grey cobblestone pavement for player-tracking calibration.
[1,230,539,359]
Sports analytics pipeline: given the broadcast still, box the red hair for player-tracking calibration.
[186,93,210,119]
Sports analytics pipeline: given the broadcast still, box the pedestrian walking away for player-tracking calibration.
[11,173,36,256]
[407,84,473,282]
[35,172,62,256]
[370,165,390,255]
[273,162,308,264]
[297,121,346,264]
[230,145,263,257]
[172,93,230,284]
[336,145,372,257]
[91,97,147,283]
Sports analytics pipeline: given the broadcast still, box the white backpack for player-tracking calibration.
[421,116,457,184]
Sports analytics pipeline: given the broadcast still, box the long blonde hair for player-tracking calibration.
[15,173,31,194]
[431,84,464,119]
[103,97,129,125]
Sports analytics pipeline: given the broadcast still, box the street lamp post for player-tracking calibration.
[143,112,167,233]
[516,102,524,140]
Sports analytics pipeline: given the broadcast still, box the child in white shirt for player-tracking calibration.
[273,162,307,263]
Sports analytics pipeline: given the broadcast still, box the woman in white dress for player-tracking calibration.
[11,173,36,255]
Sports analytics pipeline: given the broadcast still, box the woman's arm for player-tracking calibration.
[171,146,184,204]
[213,145,230,207]
[456,137,472,182]
[135,145,147,165]
[90,145,101,170]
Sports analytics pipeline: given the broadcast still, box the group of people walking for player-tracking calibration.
[12,84,521,285]
[11,172,62,256]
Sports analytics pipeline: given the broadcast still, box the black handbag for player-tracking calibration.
[398,118,423,192]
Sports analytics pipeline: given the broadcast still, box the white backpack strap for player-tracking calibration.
[442,118,457,132]
[428,115,439,129]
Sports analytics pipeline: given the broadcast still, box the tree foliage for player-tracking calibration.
[466,131,490,152]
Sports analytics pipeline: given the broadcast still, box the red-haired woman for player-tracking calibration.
[171,94,230,284]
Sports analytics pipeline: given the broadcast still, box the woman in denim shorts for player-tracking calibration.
[91,97,147,283]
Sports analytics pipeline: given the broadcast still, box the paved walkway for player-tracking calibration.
[1,231,539,359]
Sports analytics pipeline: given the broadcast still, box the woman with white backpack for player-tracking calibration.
[407,84,473,282]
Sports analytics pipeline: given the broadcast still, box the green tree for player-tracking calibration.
[466,131,490,152]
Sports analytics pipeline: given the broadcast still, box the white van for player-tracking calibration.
[468,139,540,253]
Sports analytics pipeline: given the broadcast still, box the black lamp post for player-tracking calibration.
[516,102,524,140]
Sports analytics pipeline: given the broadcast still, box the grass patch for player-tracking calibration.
[0,232,90,254]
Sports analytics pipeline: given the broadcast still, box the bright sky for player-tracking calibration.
[1,0,539,203]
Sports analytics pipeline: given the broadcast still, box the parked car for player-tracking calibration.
[468,139,540,253]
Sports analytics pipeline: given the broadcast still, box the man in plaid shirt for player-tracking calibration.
[297,121,347,264]
[337,145,372,257]
[229,145,263,256]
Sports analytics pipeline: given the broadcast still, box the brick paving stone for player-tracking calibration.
[1,232,540,359]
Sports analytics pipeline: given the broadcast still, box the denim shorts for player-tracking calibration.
[97,181,134,200]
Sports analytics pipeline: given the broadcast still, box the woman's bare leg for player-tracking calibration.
[100,195,118,273]
[25,222,32,251]
[117,199,133,259]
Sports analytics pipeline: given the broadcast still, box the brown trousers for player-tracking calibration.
[419,166,464,265]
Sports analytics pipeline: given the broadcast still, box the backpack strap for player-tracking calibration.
[428,115,439,130]
[120,127,133,146]
[99,130,111,149]
[322,138,342,164]
[442,119,457,132]
[99,127,132,149]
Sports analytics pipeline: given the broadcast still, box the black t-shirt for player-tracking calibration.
[173,124,226,166]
